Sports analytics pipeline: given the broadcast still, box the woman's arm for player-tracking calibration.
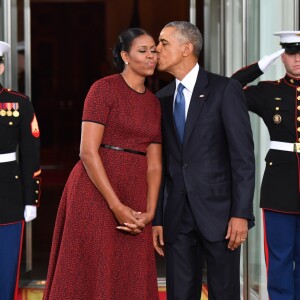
[145,143,163,221]
[135,143,162,226]
[80,121,145,232]
[118,143,162,232]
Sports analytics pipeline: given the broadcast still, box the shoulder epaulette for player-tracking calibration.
[5,88,28,99]
[260,79,282,86]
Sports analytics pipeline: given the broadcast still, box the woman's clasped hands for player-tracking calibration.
[113,203,152,235]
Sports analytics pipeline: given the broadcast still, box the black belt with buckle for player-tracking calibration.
[100,144,146,156]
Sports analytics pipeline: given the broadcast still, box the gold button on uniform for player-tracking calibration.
[269,162,273,166]
[298,96,300,100]
[298,106,300,111]
[9,122,13,125]
[15,175,19,179]
[275,107,280,111]
[298,127,300,132]
[35,199,38,203]
[36,180,40,184]
[35,190,39,194]
[298,87,300,92]
[298,117,300,122]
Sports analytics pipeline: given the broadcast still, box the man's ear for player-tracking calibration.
[182,42,194,57]
[0,63,5,76]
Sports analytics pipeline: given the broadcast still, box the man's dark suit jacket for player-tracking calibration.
[153,67,256,244]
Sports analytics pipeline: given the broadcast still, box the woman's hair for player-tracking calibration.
[112,28,150,72]
[164,21,203,58]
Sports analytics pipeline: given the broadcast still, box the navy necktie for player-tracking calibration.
[174,83,186,143]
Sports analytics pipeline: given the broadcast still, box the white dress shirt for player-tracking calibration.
[174,63,199,119]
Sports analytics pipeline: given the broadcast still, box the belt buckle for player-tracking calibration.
[294,143,300,152]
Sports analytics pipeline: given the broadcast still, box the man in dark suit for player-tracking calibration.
[152,21,255,300]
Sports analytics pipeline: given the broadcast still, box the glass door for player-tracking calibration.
[203,0,298,298]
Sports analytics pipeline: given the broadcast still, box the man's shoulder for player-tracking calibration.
[206,70,232,83]
[156,81,175,99]
[203,70,239,90]
[1,87,29,101]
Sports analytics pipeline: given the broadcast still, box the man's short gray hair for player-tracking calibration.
[164,21,203,57]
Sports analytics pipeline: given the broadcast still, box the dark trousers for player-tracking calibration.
[263,209,300,300]
[0,221,24,300]
[165,200,241,300]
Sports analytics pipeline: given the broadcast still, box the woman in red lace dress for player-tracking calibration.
[43,28,162,300]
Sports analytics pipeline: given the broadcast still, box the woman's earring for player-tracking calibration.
[125,61,128,65]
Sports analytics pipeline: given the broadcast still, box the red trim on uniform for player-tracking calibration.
[0,220,25,226]
[296,153,300,195]
[243,80,281,91]
[262,80,282,86]
[283,76,300,87]
[13,221,24,300]
[262,208,300,214]
[262,209,269,300]
[293,86,300,195]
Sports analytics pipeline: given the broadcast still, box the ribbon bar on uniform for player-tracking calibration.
[270,141,300,153]
[100,144,146,156]
[0,152,16,163]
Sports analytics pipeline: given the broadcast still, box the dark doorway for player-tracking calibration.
[22,1,106,280]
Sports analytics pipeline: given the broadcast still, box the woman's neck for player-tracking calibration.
[121,71,146,93]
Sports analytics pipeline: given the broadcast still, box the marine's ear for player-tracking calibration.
[0,63,5,76]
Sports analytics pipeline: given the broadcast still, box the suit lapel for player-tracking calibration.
[183,68,209,144]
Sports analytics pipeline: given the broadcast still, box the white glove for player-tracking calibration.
[24,205,37,222]
[258,49,285,73]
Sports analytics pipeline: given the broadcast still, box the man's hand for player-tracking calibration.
[258,49,285,72]
[225,217,248,250]
[152,226,164,256]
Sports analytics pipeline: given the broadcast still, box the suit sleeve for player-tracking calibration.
[222,79,255,221]
[152,96,164,226]
[19,98,41,206]
[152,157,165,226]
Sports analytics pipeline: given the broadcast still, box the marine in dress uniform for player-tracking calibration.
[0,41,41,300]
[232,31,300,300]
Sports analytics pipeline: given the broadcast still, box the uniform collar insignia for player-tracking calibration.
[284,74,300,87]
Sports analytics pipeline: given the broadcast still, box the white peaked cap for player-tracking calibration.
[274,31,300,44]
